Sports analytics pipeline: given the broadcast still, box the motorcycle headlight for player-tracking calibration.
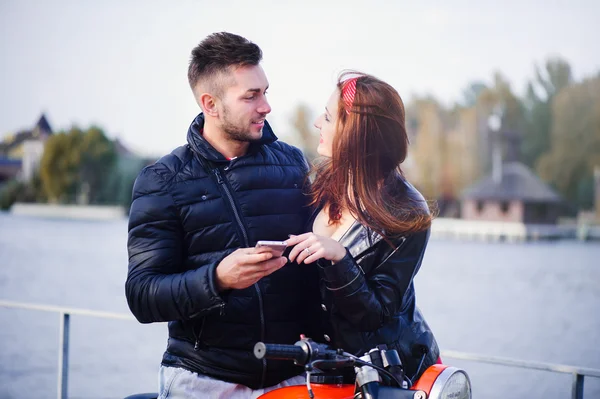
[412,365,471,399]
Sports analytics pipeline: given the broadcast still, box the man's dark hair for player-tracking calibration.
[188,32,262,98]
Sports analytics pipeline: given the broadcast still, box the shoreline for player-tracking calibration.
[430,217,600,242]
[5,204,600,241]
[9,202,126,221]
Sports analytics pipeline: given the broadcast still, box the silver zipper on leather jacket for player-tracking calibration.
[374,236,406,270]
[213,165,268,387]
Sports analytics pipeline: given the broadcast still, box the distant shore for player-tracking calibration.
[6,204,600,241]
[10,202,125,221]
[430,217,600,242]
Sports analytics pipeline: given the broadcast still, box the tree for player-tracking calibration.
[78,126,117,203]
[537,76,600,209]
[521,57,573,168]
[104,155,152,212]
[405,97,448,200]
[0,173,46,210]
[40,126,117,203]
[40,128,82,202]
[461,81,487,107]
[471,72,527,175]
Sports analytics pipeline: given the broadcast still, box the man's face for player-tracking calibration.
[217,65,271,142]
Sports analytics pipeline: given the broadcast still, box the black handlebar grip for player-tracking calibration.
[254,342,308,364]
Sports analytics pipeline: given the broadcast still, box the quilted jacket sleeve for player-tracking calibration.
[320,229,430,331]
[125,166,225,323]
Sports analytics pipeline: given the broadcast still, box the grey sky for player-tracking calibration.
[1,0,598,156]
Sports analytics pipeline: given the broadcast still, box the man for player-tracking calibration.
[126,32,319,398]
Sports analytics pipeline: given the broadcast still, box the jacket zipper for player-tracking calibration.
[255,284,267,387]
[213,168,249,246]
[193,319,204,351]
[213,166,267,387]
[193,304,225,350]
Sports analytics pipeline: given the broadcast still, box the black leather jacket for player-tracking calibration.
[126,114,319,389]
[310,178,439,382]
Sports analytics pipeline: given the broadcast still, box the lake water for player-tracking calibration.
[0,213,599,399]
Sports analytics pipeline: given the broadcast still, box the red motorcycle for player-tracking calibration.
[124,338,471,399]
[254,337,472,399]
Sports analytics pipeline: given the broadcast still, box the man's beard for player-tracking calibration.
[220,105,263,143]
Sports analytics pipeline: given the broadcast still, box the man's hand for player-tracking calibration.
[215,248,288,291]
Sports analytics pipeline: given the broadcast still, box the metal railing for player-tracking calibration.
[442,350,600,399]
[0,299,135,399]
[1,299,599,399]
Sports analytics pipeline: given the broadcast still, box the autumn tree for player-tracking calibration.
[40,126,117,203]
[537,76,600,209]
[521,57,573,169]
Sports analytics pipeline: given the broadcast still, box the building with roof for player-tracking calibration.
[0,114,53,183]
[461,162,563,224]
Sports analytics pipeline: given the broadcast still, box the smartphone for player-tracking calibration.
[255,240,288,257]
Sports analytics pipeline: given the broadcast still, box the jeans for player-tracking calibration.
[158,366,305,399]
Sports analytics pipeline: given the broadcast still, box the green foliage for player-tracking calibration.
[78,126,117,203]
[477,72,527,136]
[461,81,487,107]
[105,155,151,212]
[521,57,573,169]
[39,126,117,204]
[0,180,24,210]
[0,173,46,210]
[391,56,598,212]
[537,76,600,209]
[40,129,77,202]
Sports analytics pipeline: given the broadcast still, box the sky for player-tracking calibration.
[1,0,599,156]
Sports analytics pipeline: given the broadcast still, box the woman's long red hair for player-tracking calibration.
[309,72,433,239]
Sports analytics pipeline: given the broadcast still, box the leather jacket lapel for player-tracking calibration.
[309,206,386,260]
[339,221,384,259]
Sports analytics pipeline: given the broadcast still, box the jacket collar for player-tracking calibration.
[186,113,278,163]
[338,220,385,259]
[312,178,421,259]
[308,205,385,259]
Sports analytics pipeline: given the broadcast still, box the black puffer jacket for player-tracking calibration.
[310,178,440,382]
[126,114,319,389]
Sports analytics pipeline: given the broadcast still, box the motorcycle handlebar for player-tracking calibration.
[253,342,309,365]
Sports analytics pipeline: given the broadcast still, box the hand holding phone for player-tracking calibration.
[255,240,288,258]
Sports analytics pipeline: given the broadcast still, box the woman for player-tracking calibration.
[286,72,440,383]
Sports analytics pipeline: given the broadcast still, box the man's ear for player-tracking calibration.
[199,93,219,117]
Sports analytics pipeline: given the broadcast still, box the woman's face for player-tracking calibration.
[314,88,340,158]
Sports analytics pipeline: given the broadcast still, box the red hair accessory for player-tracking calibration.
[341,77,358,114]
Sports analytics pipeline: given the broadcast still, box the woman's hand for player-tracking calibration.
[286,233,347,264]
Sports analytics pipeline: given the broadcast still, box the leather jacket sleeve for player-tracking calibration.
[125,166,226,323]
[320,229,430,331]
